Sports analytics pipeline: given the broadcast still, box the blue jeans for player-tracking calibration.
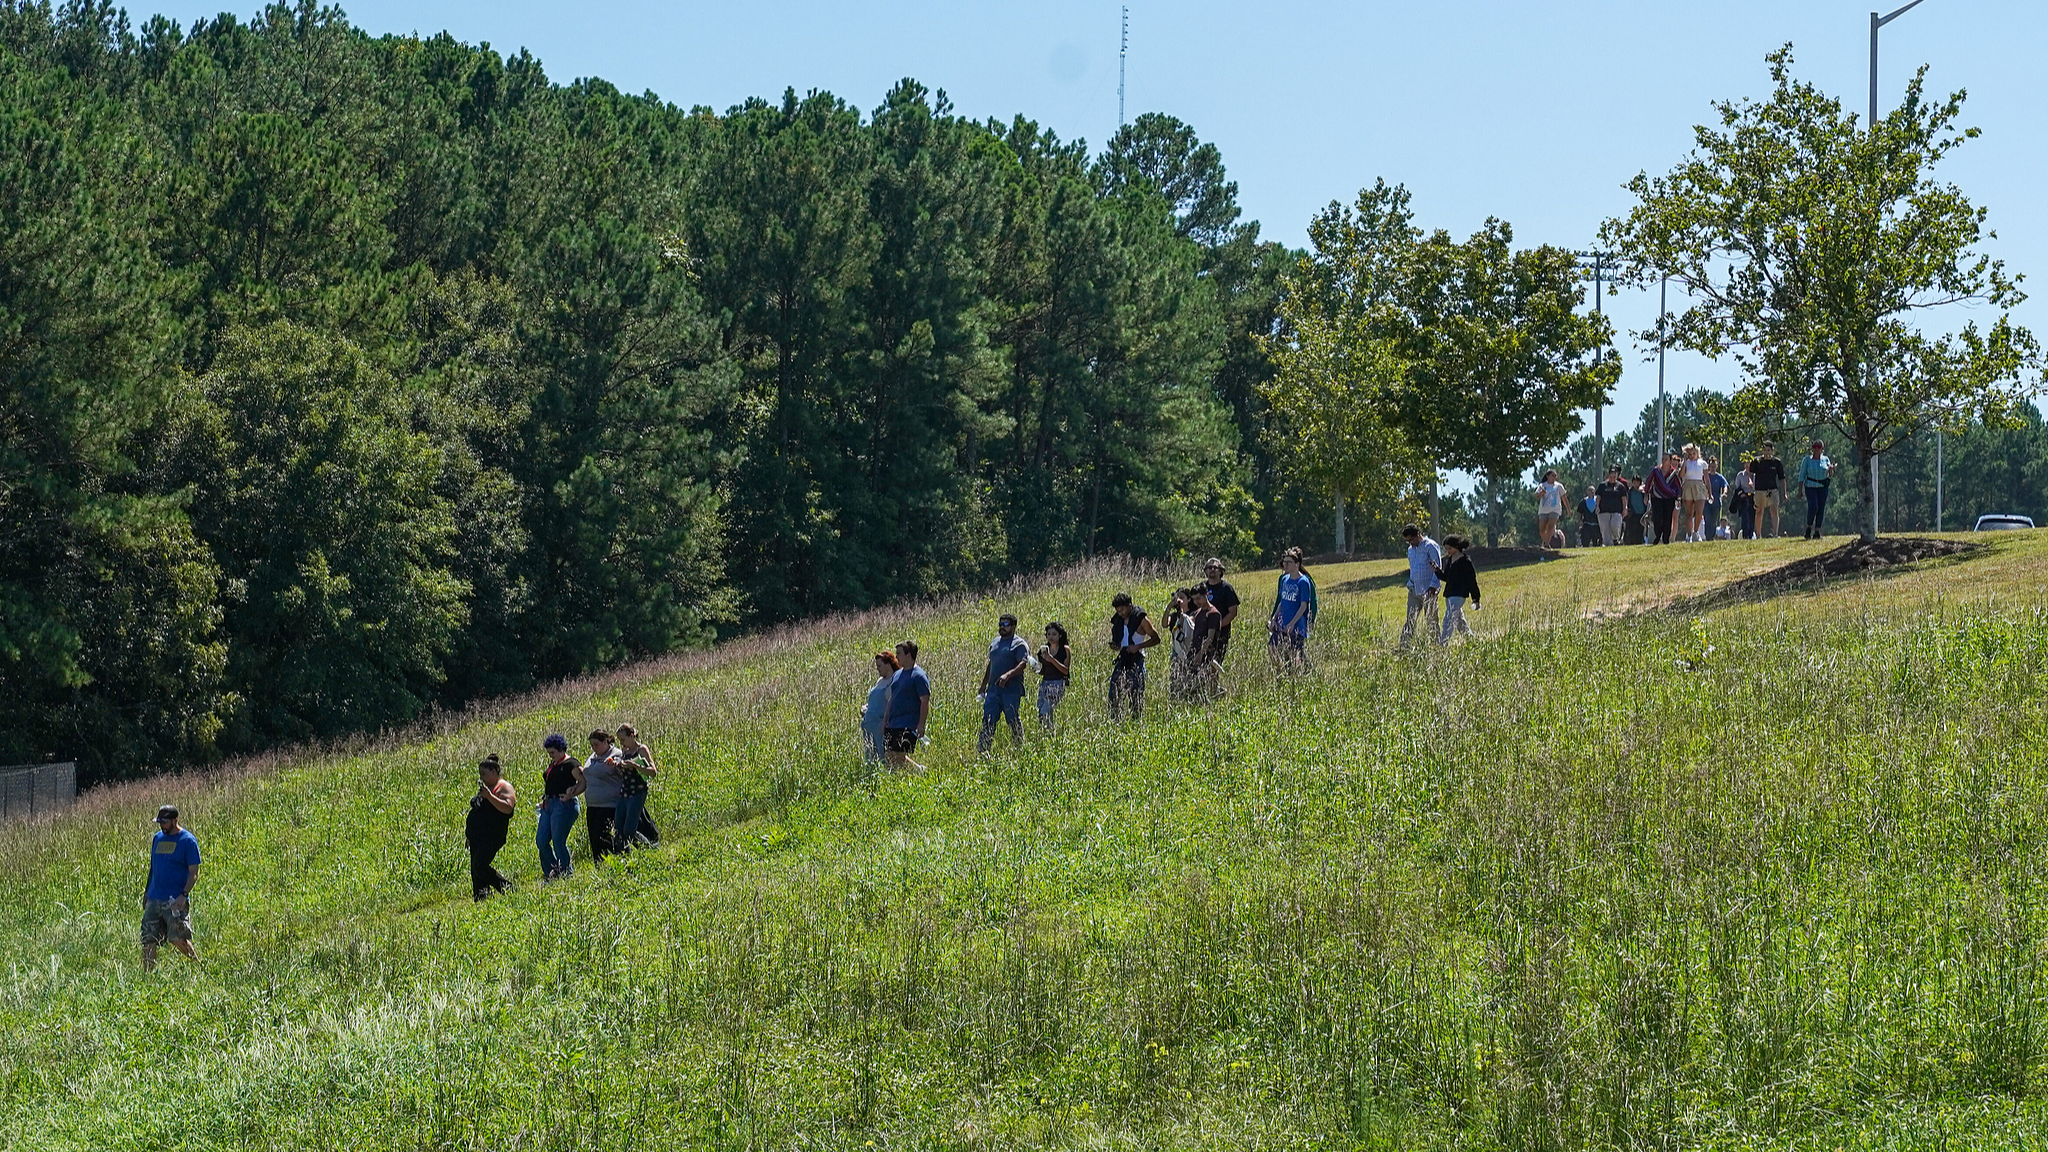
[979,687,1024,751]
[612,792,647,853]
[1805,485,1829,535]
[537,796,579,878]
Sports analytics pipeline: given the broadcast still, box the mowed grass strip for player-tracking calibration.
[5,535,2048,1151]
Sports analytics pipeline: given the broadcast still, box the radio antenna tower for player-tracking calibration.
[1118,6,1128,127]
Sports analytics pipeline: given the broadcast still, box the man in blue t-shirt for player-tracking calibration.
[882,639,932,770]
[978,614,1032,753]
[141,804,202,970]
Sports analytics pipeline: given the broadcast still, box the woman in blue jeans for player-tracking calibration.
[535,733,583,880]
[611,724,659,853]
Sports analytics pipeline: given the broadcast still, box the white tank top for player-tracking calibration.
[1683,459,1707,481]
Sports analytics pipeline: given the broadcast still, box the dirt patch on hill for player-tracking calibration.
[1674,536,1981,611]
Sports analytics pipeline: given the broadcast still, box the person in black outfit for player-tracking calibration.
[1750,443,1786,538]
[466,754,517,900]
[1108,592,1160,721]
[1436,534,1481,645]
[1595,467,1630,547]
[1201,559,1240,666]
[1577,487,1602,546]
[1035,622,1071,731]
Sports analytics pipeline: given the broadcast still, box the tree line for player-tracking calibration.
[0,1,1330,782]
[5,6,2037,782]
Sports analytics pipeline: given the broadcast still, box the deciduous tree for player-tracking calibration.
[1601,48,2042,540]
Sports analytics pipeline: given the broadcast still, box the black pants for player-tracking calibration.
[1805,486,1829,535]
[469,834,511,900]
[585,805,616,862]
[1651,497,1676,544]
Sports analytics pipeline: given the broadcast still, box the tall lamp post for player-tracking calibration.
[1869,0,1931,532]
[1577,251,1618,478]
[1657,275,1668,463]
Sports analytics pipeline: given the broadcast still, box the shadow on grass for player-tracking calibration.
[1661,536,1987,615]
[1327,547,1569,596]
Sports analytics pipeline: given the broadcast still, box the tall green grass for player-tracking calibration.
[4,555,2048,1150]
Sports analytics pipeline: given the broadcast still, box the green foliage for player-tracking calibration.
[1601,47,2045,541]
[1389,220,1619,488]
[1264,181,1430,546]
[1269,183,1616,552]
[170,322,467,744]
[0,5,1278,778]
[0,40,231,770]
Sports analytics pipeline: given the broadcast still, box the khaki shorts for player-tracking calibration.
[1754,489,1779,511]
[1681,479,1708,502]
[140,899,192,945]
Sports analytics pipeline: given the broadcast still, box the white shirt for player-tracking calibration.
[1682,458,1708,481]
[1536,482,1564,515]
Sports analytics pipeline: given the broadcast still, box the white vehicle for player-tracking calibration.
[1973,514,2035,532]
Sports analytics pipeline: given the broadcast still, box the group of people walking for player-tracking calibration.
[1397,527,1483,648]
[467,724,663,900]
[1551,440,1839,548]
[859,554,1322,764]
[130,549,1457,971]
[137,724,667,967]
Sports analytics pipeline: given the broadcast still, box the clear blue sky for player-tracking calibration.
[277,1,2048,444]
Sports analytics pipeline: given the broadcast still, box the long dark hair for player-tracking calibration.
[1282,546,1311,584]
[1043,621,1069,651]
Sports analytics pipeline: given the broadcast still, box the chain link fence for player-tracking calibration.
[0,762,77,822]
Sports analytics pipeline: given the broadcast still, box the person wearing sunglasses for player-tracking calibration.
[1201,558,1240,675]
[141,804,201,970]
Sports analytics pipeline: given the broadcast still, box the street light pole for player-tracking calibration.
[1657,275,1668,463]
[1870,1,1929,128]
[1577,251,1617,479]
[1936,427,1944,530]
[1594,259,1605,478]
[1869,0,1930,536]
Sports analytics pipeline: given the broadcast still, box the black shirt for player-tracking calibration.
[1595,479,1630,514]
[1751,457,1785,491]
[1204,580,1240,636]
[1041,644,1070,683]
[1441,553,1481,603]
[467,791,512,846]
[543,757,576,799]
[1110,609,1150,668]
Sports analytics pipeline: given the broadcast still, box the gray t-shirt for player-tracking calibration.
[986,635,1030,692]
[582,753,626,807]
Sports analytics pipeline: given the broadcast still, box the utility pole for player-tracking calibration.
[1657,275,1668,463]
[1118,6,1128,128]
[1935,428,1944,530]
[1868,0,1931,537]
[1576,251,1618,479]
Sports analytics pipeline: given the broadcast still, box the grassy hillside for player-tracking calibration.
[6,534,2048,1151]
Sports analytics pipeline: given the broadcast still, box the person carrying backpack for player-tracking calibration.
[1268,547,1315,671]
[1107,593,1160,720]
